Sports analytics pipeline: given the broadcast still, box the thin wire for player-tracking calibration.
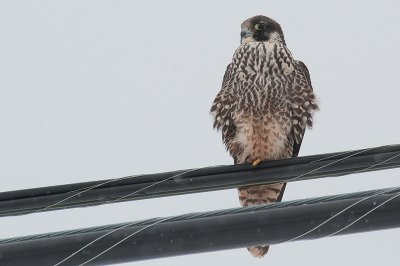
[306,149,361,164]
[283,147,377,183]
[77,217,173,266]
[31,146,376,216]
[69,183,400,265]
[107,168,200,204]
[32,163,229,215]
[283,187,398,242]
[34,174,141,213]
[324,191,400,238]
[353,152,400,174]
[282,152,400,243]
[280,153,400,244]
[107,147,377,206]
[53,168,200,266]
[54,216,173,266]
[4,188,396,245]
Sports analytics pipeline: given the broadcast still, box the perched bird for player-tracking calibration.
[210,15,319,257]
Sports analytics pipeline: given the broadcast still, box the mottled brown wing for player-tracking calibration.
[210,63,238,161]
[290,60,319,157]
[280,61,318,202]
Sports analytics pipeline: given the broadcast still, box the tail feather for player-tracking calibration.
[247,245,270,258]
[238,183,286,257]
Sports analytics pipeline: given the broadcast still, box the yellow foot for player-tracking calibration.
[252,158,262,167]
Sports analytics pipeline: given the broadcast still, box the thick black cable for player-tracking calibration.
[0,144,399,217]
[0,187,399,265]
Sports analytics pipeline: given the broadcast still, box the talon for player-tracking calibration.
[252,158,262,167]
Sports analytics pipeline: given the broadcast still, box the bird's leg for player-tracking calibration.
[252,158,262,167]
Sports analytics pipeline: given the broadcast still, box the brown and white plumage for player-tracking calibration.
[210,15,318,257]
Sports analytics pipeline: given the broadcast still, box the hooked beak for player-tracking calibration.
[240,27,253,39]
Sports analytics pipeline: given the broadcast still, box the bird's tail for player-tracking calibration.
[247,245,270,258]
[238,182,286,258]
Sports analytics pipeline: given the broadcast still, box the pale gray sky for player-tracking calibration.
[0,0,399,265]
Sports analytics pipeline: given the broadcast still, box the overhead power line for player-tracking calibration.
[1,187,399,266]
[0,144,399,217]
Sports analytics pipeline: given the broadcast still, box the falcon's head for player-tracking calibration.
[240,15,286,45]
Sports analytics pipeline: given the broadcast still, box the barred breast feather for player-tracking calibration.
[211,42,318,162]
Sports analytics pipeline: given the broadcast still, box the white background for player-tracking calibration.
[1,1,399,265]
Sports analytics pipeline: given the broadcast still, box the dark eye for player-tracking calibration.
[255,23,266,31]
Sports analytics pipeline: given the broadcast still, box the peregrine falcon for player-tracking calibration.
[210,15,319,257]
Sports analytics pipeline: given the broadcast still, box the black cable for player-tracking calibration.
[0,144,399,217]
[1,187,399,265]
